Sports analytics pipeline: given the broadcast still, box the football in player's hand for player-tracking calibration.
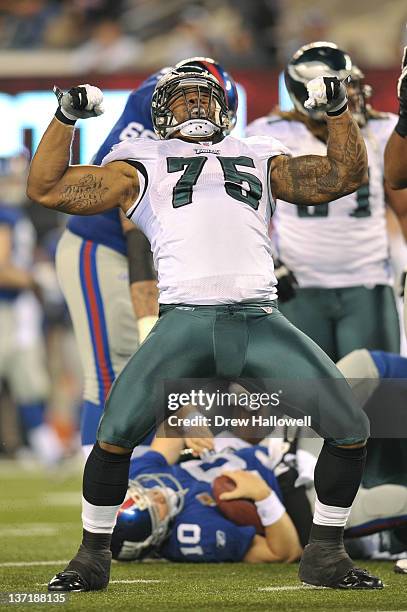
[212,475,264,534]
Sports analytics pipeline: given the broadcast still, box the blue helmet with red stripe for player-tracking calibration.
[175,57,238,132]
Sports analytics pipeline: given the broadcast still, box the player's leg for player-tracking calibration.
[48,305,217,592]
[5,294,63,467]
[335,286,401,493]
[346,485,407,537]
[8,342,64,467]
[336,348,381,407]
[335,285,400,358]
[56,230,139,458]
[243,308,381,588]
[279,288,337,360]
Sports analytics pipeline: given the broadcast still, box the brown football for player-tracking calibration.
[212,475,264,535]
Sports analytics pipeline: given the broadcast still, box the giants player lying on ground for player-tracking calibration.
[110,430,407,563]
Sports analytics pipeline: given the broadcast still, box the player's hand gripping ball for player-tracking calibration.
[212,473,264,534]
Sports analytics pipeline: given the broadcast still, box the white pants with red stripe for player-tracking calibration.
[56,229,139,448]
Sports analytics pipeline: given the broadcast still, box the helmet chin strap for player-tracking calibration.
[179,119,219,138]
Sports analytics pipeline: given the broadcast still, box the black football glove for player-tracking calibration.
[53,84,104,125]
[274,259,298,303]
[396,47,407,137]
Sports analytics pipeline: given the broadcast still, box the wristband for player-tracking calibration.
[55,107,77,126]
[137,315,158,344]
[327,101,348,117]
[255,492,285,526]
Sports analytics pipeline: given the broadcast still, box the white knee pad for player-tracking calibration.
[336,349,380,406]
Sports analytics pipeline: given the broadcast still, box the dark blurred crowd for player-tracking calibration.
[0,0,280,70]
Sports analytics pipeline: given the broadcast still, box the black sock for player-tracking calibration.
[310,442,366,545]
[314,441,366,507]
[83,442,132,506]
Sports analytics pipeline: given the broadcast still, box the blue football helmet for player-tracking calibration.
[111,473,186,561]
[176,57,238,132]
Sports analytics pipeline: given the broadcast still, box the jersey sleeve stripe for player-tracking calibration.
[124,160,149,219]
[267,157,276,216]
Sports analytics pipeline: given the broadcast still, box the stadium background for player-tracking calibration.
[1,1,407,608]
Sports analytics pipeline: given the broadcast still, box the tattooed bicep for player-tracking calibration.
[56,174,109,213]
[53,163,138,215]
[271,153,359,206]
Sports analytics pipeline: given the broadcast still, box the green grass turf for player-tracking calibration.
[1,462,407,611]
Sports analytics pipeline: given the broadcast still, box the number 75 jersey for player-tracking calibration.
[247,114,398,288]
[102,135,291,304]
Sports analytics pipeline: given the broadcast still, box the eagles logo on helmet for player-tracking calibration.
[110,473,186,561]
[285,41,371,126]
[151,65,230,140]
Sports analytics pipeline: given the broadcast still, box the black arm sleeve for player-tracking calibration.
[126,227,156,283]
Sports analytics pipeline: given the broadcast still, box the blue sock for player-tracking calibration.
[18,402,46,431]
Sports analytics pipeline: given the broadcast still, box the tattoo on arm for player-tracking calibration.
[56,174,109,213]
[272,114,368,205]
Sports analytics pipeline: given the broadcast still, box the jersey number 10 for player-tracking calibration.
[167,156,263,210]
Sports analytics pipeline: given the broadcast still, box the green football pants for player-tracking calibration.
[280,285,400,362]
[97,303,369,448]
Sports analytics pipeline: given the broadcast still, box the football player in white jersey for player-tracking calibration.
[247,42,407,362]
[27,66,381,591]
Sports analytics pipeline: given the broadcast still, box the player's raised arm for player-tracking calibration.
[26,85,139,215]
[384,47,407,189]
[270,76,368,205]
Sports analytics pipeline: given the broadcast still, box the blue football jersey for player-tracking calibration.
[370,351,407,379]
[67,69,167,254]
[129,445,282,562]
[0,205,36,300]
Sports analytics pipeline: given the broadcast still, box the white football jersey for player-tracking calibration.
[102,135,290,304]
[246,113,398,288]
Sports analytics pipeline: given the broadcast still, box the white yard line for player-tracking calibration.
[258,585,327,592]
[0,560,68,567]
[36,579,164,586]
[0,492,81,509]
[0,522,77,537]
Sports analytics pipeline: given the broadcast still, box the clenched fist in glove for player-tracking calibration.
[395,47,407,137]
[53,84,104,125]
[305,76,348,116]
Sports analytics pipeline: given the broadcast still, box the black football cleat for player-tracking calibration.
[299,542,383,589]
[332,567,383,589]
[48,571,89,592]
[48,544,111,592]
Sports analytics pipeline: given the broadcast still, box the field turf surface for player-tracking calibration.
[1,461,407,611]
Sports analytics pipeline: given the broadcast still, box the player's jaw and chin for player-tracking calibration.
[165,87,222,142]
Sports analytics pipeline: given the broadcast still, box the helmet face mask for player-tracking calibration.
[285,41,370,125]
[175,57,238,132]
[152,67,230,139]
[111,473,186,561]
